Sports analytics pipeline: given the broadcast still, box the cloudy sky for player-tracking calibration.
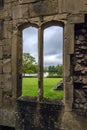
[23,26,63,67]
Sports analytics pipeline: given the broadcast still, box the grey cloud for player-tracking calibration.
[23,26,63,66]
[44,26,63,57]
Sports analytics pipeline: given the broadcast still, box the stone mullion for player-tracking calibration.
[38,26,43,101]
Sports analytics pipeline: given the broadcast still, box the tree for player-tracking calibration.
[47,65,63,77]
[56,65,63,77]
[22,53,38,74]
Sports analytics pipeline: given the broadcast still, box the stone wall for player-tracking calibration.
[73,16,87,114]
[0,0,87,130]
[16,97,63,130]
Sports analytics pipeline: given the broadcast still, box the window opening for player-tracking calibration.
[22,26,38,97]
[43,26,63,99]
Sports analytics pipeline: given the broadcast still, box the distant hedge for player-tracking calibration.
[47,75,62,78]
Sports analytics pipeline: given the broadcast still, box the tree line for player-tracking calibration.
[22,53,63,77]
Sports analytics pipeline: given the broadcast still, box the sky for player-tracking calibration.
[23,26,63,67]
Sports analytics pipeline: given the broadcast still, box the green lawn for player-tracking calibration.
[22,78,64,99]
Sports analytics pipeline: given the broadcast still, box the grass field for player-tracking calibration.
[22,78,64,99]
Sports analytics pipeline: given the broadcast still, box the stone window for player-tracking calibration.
[20,21,64,100]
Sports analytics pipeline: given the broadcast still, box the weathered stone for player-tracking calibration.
[3,74,12,86]
[76,54,83,58]
[3,45,11,58]
[0,74,3,85]
[82,77,87,84]
[29,0,58,17]
[84,55,87,60]
[78,0,87,12]
[69,14,84,24]
[74,76,82,83]
[19,0,38,4]
[0,61,3,74]
[3,59,11,73]
[3,21,12,39]
[0,109,15,127]
[74,63,82,71]
[64,23,74,54]
[0,47,3,60]
[54,80,63,90]
[4,2,12,20]
[75,40,81,45]
[0,20,3,40]
[78,35,85,41]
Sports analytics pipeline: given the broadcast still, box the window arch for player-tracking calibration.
[18,21,64,100]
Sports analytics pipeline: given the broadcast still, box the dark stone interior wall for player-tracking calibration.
[16,97,63,130]
[73,16,87,115]
[0,126,15,130]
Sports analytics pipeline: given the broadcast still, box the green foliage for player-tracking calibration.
[22,53,38,74]
[47,65,63,77]
[56,65,63,76]
[22,78,63,99]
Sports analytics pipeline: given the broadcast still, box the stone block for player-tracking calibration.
[0,20,3,40]
[3,59,11,73]
[74,63,82,72]
[69,14,84,24]
[4,0,12,3]
[58,0,63,13]
[0,74,3,85]
[4,2,12,20]
[73,76,82,83]
[19,0,38,4]
[12,3,29,19]
[21,4,29,19]
[29,0,58,17]
[12,3,19,20]
[3,21,12,39]
[63,0,79,13]
[43,14,67,25]
[0,60,3,74]
[78,0,87,12]
[64,82,73,105]
[3,45,11,59]
[82,76,87,84]
[3,74,12,92]
[0,87,2,108]
[0,47,2,60]
[64,23,74,54]
[63,55,71,77]
[0,109,15,127]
